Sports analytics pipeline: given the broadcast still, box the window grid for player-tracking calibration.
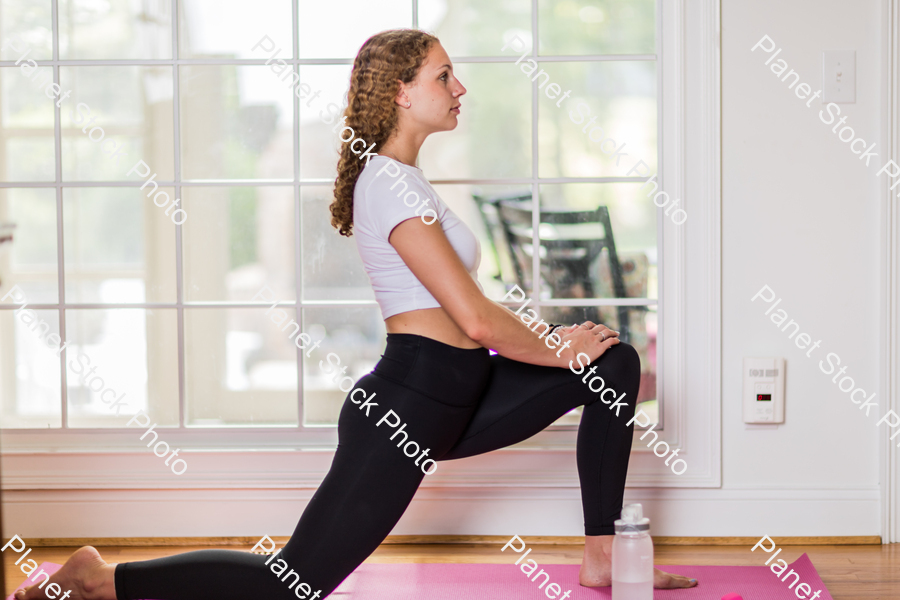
[0,0,661,434]
[172,0,186,429]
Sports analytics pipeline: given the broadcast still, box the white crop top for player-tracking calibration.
[353,155,483,320]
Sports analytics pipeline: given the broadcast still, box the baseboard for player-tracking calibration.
[23,534,883,548]
[645,536,882,546]
[4,487,880,538]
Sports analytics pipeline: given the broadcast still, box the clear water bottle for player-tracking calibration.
[612,503,654,600]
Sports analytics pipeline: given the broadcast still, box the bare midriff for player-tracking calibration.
[385,307,482,349]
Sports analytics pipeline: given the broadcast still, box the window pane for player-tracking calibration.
[432,183,523,300]
[58,0,172,60]
[538,61,657,178]
[63,188,177,304]
[299,65,351,180]
[301,186,372,302]
[0,188,58,304]
[66,308,179,427]
[303,306,386,427]
[182,186,296,302]
[0,308,62,428]
[298,0,411,59]
[1,66,56,181]
[180,65,293,180]
[419,63,531,179]
[61,66,175,182]
[539,305,657,424]
[538,0,656,56]
[419,0,531,58]
[0,0,52,60]
[180,0,293,59]
[539,183,657,300]
[185,307,298,426]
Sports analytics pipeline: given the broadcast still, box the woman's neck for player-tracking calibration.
[380,131,426,167]
[379,146,417,167]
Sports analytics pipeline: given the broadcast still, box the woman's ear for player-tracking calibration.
[395,80,411,108]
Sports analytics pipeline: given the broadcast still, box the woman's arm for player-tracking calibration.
[388,217,619,368]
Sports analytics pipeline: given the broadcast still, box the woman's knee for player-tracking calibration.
[594,341,641,381]
[577,343,638,414]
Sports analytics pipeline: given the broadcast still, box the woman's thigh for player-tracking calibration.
[279,371,478,592]
[278,335,494,595]
[440,342,640,460]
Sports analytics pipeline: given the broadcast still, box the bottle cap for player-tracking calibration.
[614,503,650,533]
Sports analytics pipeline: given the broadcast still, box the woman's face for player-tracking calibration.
[402,42,466,134]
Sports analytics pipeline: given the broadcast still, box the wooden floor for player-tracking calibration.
[4,542,899,598]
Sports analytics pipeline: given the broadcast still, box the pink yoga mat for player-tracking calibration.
[7,554,833,600]
[331,553,833,599]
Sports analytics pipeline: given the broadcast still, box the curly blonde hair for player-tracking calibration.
[329,29,440,237]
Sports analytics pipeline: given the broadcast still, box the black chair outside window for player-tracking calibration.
[472,192,634,343]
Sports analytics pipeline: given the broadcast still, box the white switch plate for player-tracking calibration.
[743,357,785,424]
[822,50,856,103]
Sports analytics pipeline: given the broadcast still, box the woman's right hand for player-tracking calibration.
[556,321,620,367]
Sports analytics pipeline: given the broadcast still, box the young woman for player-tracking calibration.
[17,29,697,600]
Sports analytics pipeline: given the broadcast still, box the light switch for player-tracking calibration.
[822,50,855,103]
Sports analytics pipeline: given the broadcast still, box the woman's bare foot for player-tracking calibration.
[15,546,117,600]
[579,534,698,589]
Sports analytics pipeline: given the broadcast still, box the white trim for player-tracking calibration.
[0,177,651,187]
[622,0,721,487]
[881,0,900,545]
[0,56,660,68]
[0,447,718,491]
[3,485,878,538]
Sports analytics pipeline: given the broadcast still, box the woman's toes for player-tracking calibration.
[653,568,698,589]
[17,582,45,600]
[16,583,38,600]
[674,576,697,588]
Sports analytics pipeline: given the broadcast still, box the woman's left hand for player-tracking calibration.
[554,321,620,367]
[559,321,619,338]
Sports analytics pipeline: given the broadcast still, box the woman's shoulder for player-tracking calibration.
[354,156,441,237]
[357,156,429,194]
[355,156,436,212]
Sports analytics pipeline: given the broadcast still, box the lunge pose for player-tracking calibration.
[18,29,697,600]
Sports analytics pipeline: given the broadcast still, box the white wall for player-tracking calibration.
[719,0,882,531]
[1,0,889,540]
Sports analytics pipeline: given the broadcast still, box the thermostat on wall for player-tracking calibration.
[743,357,785,424]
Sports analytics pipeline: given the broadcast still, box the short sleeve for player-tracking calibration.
[359,167,436,240]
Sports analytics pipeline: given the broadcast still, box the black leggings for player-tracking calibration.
[114,333,641,600]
